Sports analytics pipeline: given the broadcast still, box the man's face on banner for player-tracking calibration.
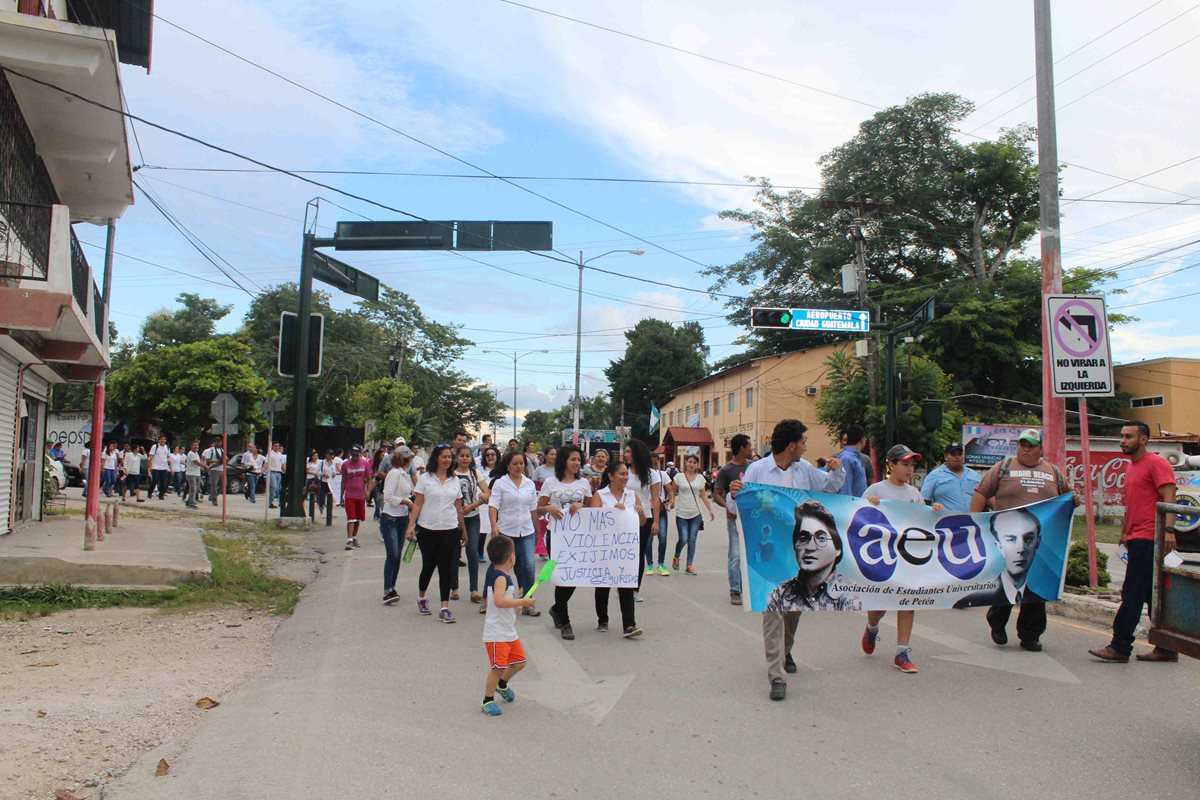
[993,510,1040,583]
[794,515,837,577]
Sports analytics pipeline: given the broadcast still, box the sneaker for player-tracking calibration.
[351,537,360,548]
[481,700,502,716]
[597,621,609,633]
[382,590,400,606]
[439,608,456,624]
[672,556,680,571]
[549,606,564,630]
[1019,639,1043,652]
[345,540,354,551]
[634,592,644,603]
[560,624,575,640]
[417,598,431,615]
[496,684,515,702]
[656,565,669,576]
[769,681,787,701]
[893,651,919,673]
[730,593,742,606]
[685,565,697,575]
[861,626,878,655]
[622,626,643,639]
[784,654,797,674]
[645,565,655,576]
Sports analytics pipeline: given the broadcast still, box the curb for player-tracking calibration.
[1050,592,1152,635]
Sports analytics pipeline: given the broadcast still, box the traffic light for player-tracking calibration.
[751,307,794,329]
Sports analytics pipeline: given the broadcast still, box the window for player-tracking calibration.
[746,387,754,408]
[704,400,710,418]
[728,392,735,412]
[1130,395,1164,409]
[713,397,720,417]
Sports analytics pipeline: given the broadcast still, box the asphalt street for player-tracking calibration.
[108,512,1200,799]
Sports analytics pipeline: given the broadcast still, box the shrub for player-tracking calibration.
[1065,540,1111,587]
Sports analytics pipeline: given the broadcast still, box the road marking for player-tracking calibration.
[520,622,633,725]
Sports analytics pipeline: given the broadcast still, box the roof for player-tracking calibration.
[662,426,714,446]
[665,341,848,398]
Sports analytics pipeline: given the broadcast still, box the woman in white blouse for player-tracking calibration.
[670,453,716,575]
[452,445,491,604]
[122,445,143,502]
[487,450,540,615]
[623,439,662,593]
[540,444,598,639]
[596,459,644,638]
[379,447,416,606]
[407,445,467,624]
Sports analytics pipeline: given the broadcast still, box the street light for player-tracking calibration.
[482,351,549,443]
[573,249,643,445]
[488,385,515,441]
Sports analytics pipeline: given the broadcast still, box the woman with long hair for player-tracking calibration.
[379,447,415,606]
[623,439,661,594]
[487,450,540,614]
[595,459,644,638]
[532,446,557,557]
[407,444,467,623]
[123,444,144,502]
[540,445,598,640]
[452,445,491,603]
[101,441,118,497]
[522,440,540,478]
[671,453,715,575]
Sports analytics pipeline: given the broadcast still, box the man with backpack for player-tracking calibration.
[969,428,1077,652]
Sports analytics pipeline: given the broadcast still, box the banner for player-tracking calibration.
[549,507,641,588]
[735,485,1074,612]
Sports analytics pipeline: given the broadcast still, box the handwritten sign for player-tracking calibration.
[549,507,641,587]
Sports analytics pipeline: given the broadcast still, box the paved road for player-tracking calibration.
[108,516,1200,799]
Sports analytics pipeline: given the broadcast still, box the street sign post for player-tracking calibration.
[750,307,870,333]
[211,393,239,524]
[1045,293,1113,587]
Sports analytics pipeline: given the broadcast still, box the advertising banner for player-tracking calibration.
[962,424,1038,467]
[549,507,641,588]
[735,485,1074,612]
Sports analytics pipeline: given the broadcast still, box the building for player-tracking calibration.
[1114,357,1200,437]
[659,343,851,468]
[0,1,152,534]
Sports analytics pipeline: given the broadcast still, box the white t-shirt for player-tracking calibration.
[320,459,338,481]
[414,472,462,531]
[673,472,708,519]
[597,485,636,511]
[241,452,265,473]
[80,447,90,471]
[168,452,183,472]
[202,446,224,465]
[482,568,518,643]
[383,467,414,517]
[149,444,170,470]
[267,450,286,472]
[456,467,489,519]
[532,464,556,484]
[538,476,592,511]
[102,451,117,470]
[488,475,537,537]
[185,451,203,477]
[122,451,140,474]
[654,469,670,502]
[864,479,925,505]
[305,459,319,478]
[626,468,662,512]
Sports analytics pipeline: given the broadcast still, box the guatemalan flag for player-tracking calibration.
[648,403,661,434]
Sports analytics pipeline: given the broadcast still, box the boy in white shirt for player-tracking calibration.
[481,534,535,717]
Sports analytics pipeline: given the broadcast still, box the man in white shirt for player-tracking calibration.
[149,435,171,500]
[241,444,265,504]
[202,439,224,505]
[731,419,843,702]
[266,441,287,509]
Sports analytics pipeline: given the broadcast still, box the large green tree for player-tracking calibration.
[518,394,619,448]
[140,293,233,351]
[605,320,708,441]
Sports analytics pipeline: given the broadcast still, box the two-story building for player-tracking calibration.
[0,0,151,534]
[1115,357,1200,437]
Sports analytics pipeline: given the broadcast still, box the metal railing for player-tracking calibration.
[69,226,89,314]
[93,282,105,342]
[0,200,51,281]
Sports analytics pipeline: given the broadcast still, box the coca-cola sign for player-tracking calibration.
[1065,450,1128,506]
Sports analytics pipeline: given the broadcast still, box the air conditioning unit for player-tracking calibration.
[805,386,818,397]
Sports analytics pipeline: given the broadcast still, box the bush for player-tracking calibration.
[1065,540,1111,587]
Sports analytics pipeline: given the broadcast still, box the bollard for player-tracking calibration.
[101,503,111,539]
[84,516,97,551]
[111,500,120,528]
[309,493,315,522]
[326,497,333,527]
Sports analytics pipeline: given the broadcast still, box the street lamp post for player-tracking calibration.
[483,351,549,443]
[573,249,643,445]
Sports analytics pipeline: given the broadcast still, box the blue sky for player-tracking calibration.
[96,0,1200,429]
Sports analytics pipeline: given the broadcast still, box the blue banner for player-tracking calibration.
[735,485,1074,612]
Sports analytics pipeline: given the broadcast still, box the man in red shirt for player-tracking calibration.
[1089,421,1178,663]
[340,444,372,551]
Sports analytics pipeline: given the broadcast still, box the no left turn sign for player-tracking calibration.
[1046,294,1114,397]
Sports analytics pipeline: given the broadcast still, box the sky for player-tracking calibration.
[90,0,1200,433]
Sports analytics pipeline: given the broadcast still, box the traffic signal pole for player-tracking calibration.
[281,233,316,520]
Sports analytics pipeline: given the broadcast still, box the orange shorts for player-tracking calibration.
[484,639,526,670]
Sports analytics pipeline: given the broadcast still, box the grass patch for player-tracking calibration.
[0,529,303,619]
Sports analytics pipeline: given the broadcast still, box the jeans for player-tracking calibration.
[380,513,409,593]
[102,468,117,495]
[173,471,185,497]
[726,516,742,595]
[1110,539,1171,655]
[246,472,259,503]
[637,518,652,590]
[185,474,200,507]
[82,467,88,497]
[152,468,168,499]
[674,515,702,564]
[645,509,668,565]
[512,534,536,596]
[269,471,283,506]
[452,515,484,593]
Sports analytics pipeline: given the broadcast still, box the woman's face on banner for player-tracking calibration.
[795,515,837,576]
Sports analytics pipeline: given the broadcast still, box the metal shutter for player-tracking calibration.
[0,353,18,536]
[22,370,48,401]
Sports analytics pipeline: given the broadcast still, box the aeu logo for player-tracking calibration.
[846,508,989,582]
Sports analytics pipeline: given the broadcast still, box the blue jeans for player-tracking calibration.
[1110,538,1169,655]
[645,508,668,566]
[379,513,409,592]
[674,515,702,564]
[512,534,536,596]
[727,516,742,595]
[102,468,117,495]
[451,515,484,593]
[246,472,258,502]
[269,471,283,505]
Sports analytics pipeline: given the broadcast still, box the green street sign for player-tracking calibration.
[332,220,553,252]
[312,251,379,302]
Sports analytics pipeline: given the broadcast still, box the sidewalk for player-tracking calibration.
[0,510,211,588]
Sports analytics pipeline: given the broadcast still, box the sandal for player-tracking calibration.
[450,590,460,601]
[522,606,541,617]
[470,591,482,604]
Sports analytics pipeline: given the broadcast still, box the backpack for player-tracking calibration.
[997,456,1070,495]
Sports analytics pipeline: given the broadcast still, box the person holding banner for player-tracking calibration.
[594,459,644,638]
[488,451,541,617]
[970,428,1074,652]
[730,419,844,701]
[861,444,942,675]
[542,445,598,640]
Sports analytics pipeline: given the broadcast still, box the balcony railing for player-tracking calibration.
[69,225,88,314]
[0,200,50,282]
[93,282,104,342]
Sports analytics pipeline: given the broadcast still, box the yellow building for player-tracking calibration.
[660,343,851,468]
[1115,357,1200,436]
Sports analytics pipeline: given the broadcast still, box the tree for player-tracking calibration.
[519,409,555,448]
[107,337,268,436]
[140,293,233,351]
[606,320,708,441]
[348,378,417,441]
[519,394,618,448]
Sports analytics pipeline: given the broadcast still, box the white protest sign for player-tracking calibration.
[1046,294,1114,397]
[549,507,641,588]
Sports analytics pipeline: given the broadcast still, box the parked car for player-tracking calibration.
[47,459,67,493]
[206,463,265,497]
[60,458,83,488]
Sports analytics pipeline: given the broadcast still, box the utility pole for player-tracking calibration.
[847,216,877,408]
[1035,0,1066,467]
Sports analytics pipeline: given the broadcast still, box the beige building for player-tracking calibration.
[1115,357,1200,436]
[660,343,850,468]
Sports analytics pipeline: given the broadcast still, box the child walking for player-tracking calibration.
[481,534,535,716]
